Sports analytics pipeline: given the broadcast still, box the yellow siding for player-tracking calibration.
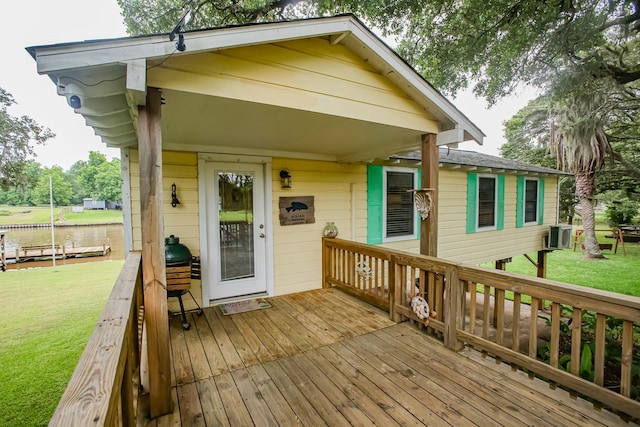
[271,158,367,295]
[148,37,437,133]
[382,170,560,265]
[129,150,201,312]
[128,148,560,303]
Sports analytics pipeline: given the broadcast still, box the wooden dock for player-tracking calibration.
[4,244,111,263]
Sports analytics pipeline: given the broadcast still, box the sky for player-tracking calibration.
[3,0,535,170]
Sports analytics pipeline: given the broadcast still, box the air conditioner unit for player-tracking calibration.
[548,225,572,249]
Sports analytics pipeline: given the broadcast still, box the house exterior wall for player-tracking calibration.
[379,168,560,264]
[128,151,367,305]
[270,158,367,296]
[128,150,559,304]
[129,150,202,309]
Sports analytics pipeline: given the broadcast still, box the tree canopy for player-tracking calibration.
[0,88,54,191]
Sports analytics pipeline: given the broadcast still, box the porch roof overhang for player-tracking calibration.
[27,14,484,163]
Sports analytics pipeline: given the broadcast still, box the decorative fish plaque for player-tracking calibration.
[279,196,315,225]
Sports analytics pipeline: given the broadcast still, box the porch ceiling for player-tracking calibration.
[160,89,424,161]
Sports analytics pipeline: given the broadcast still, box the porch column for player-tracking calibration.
[138,87,172,417]
[421,133,438,256]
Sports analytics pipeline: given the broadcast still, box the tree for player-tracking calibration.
[33,167,73,207]
[0,88,54,190]
[93,159,122,202]
[79,151,107,198]
[66,160,88,205]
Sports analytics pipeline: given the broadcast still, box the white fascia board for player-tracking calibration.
[346,22,485,145]
[32,17,354,74]
[436,127,465,146]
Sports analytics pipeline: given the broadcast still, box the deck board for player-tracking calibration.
[140,288,632,426]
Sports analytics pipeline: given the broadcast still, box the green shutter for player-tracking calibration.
[466,173,477,233]
[367,165,383,244]
[538,178,545,225]
[497,175,505,230]
[516,176,525,228]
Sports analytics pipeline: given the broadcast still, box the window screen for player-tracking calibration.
[524,179,538,223]
[478,176,496,228]
[386,171,414,237]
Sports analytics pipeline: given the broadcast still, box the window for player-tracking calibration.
[466,172,504,233]
[516,176,545,227]
[478,176,497,228]
[524,179,538,223]
[367,165,419,244]
[385,170,416,239]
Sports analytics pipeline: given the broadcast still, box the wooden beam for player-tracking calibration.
[138,87,172,418]
[421,133,438,256]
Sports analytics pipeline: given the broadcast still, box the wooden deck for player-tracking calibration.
[139,288,632,426]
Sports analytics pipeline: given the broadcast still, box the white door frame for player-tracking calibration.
[198,153,274,306]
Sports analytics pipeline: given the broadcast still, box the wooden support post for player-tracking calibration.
[138,87,172,418]
[493,259,508,326]
[421,133,438,257]
[535,250,547,308]
[444,265,464,351]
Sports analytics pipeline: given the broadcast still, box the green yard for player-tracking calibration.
[0,261,124,427]
[0,205,123,225]
[485,227,640,297]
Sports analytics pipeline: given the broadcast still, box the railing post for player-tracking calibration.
[389,255,399,321]
[322,238,330,288]
[391,255,402,322]
[444,265,464,351]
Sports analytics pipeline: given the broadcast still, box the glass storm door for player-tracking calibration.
[206,163,267,301]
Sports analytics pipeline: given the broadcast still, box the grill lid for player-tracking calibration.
[164,235,192,265]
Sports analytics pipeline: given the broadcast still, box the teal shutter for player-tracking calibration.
[516,176,525,228]
[367,165,383,244]
[497,175,505,230]
[466,173,477,233]
[538,178,545,225]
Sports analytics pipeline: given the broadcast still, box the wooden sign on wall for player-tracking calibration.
[279,196,315,225]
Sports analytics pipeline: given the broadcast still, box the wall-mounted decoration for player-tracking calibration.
[279,196,315,225]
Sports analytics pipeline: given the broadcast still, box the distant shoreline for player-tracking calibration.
[0,222,123,229]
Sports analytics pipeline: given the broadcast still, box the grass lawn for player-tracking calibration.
[0,261,124,427]
[0,205,122,225]
[484,227,640,298]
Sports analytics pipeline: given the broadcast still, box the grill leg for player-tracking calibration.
[176,294,190,330]
[187,290,203,316]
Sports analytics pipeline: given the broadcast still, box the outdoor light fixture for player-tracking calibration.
[280,168,292,189]
[171,183,181,207]
[169,9,192,52]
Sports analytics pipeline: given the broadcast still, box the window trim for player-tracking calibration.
[382,166,419,243]
[516,176,545,228]
[476,174,498,231]
[466,172,504,234]
[523,177,539,225]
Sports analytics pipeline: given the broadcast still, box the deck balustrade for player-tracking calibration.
[322,237,640,419]
[49,240,640,425]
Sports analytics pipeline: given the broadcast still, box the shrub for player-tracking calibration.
[0,210,11,216]
[604,199,639,228]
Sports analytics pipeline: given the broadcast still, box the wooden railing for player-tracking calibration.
[49,252,144,426]
[323,238,640,419]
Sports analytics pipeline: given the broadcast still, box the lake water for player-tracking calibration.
[1,225,125,269]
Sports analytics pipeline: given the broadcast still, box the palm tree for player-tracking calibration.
[548,91,612,259]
